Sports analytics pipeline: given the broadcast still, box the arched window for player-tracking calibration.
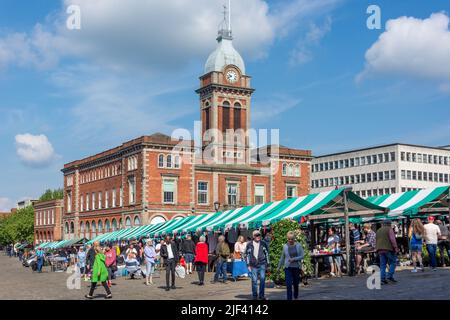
[295,164,300,177]
[70,221,74,234]
[234,102,242,108]
[80,222,85,238]
[91,221,97,237]
[166,155,172,168]
[125,217,132,228]
[288,164,294,176]
[174,155,180,169]
[112,219,117,231]
[134,216,141,226]
[65,222,69,234]
[119,218,123,229]
[98,220,103,234]
[282,163,287,176]
[105,219,110,233]
[150,215,166,225]
[86,222,90,238]
[158,154,165,168]
[222,101,231,131]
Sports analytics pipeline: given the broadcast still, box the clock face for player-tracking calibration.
[226,70,238,83]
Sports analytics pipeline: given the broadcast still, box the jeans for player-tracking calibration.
[285,267,300,300]
[426,244,438,268]
[437,240,450,266]
[250,264,266,299]
[145,261,155,276]
[165,259,176,288]
[214,259,228,282]
[37,257,44,272]
[379,251,397,281]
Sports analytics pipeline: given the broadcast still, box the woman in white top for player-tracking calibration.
[234,236,247,259]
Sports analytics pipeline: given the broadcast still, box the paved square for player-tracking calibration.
[1,255,449,300]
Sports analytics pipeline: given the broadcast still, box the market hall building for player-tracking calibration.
[60,17,312,240]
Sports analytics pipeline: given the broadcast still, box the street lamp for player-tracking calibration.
[214,202,220,213]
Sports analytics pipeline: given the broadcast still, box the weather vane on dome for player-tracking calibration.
[217,0,233,41]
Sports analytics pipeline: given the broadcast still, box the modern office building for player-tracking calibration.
[311,143,450,197]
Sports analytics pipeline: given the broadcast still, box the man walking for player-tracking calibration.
[211,235,230,284]
[376,220,399,285]
[246,230,270,300]
[36,247,45,273]
[424,216,441,271]
[160,236,179,291]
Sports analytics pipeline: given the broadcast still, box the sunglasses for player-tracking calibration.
[254,234,261,237]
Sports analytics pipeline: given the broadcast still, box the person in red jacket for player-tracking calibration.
[194,235,208,286]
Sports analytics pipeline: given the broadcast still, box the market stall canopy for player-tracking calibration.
[367,185,450,217]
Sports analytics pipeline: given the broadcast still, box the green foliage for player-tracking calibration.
[421,245,450,266]
[0,206,35,245]
[268,219,313,284]
[39,188,63,201]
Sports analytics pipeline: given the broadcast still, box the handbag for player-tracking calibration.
[175,265,186,278]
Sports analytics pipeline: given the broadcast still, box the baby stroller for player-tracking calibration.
[125,260,145,279]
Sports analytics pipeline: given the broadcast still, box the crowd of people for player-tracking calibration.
[5,214,450,300]
[318,216,450,284]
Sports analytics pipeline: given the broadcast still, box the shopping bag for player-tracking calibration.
[175,265,186,278]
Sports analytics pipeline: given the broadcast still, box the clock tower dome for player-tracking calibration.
[196,2,255,165]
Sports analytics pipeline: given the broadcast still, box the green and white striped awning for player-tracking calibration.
[367,185,450,217]
[80,188,393,241]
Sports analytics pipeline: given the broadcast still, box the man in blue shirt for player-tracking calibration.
[36,248,45,273]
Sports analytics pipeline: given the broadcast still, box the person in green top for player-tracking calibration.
[85,246,112,299]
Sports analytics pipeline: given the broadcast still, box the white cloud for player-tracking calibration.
[357,12,450,87]
[0,0,342,73]
[0,197,13,212]
[252,94,302,124]
[289,16,332,66]
[15,134,57,168]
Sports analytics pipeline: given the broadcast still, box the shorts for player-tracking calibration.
[357,246,375,254]
[410,243,422,252]
[184,253,195,264]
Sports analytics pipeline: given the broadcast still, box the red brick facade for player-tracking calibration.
[33,199,63,244]
[61,63,312,240]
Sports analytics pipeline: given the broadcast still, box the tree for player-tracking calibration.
[268,219,313,285]
[0,206,34,245]
[39,188,63,201]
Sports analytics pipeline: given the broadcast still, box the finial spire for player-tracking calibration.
[228,0,232,32]
[217,1,233,42]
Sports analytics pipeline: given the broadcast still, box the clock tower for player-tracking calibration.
[196,2,255,165]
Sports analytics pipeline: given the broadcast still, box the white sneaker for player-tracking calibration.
[411,268,417,273]
[330,272,336,277]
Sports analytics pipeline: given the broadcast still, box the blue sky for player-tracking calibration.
[1,0,450,209]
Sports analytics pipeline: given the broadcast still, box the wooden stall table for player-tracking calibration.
[310,252,344,279]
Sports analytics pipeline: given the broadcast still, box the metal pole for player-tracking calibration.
[343,190,350,275]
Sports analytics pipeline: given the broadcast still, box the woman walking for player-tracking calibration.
[277,231,304,300]
[85,246,112,299]
[409,219,425,272]
[194,236,208,286]
[104,246,117,287]
[77,247,87,280]
[144,240,156,285]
